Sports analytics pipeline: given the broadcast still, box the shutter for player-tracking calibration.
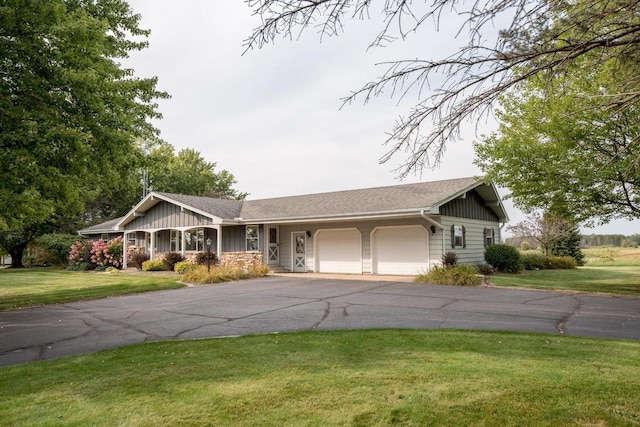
[462,226,466,248]
[483,228,488,248]
[450,225,455,248]
[492,228,496,245]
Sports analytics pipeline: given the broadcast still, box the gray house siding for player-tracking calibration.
[221,225,264,253]
[124,201,213,231]
[441,216,502,265]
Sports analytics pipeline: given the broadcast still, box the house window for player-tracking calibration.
[101,233,109,242]
[184,229,204,251]
[246,225,259,252]
[170,230,182,252]
[451,225,466,248]
[484,228,495,247]
[127,232,136,247]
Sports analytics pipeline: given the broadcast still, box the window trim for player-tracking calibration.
[184,228,204,252]
[170,230,182,252]
[450,225,466,249]
[246,225,259,252]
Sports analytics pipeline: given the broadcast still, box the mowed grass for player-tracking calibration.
[0,330,638,426]
[0,268,184,310]
[489,266,640,296]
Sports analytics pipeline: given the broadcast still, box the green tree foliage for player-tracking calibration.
[0,0,168,266]
[145,141,247,200]
[550,226,585,266]
[246,0,640,176]
[475,58,640,225]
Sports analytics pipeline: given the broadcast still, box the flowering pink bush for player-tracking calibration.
[69,236,123,270]
[68,240,92,269]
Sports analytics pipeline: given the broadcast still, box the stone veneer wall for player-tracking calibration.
[153,251,263,269]
[220,252,263,269]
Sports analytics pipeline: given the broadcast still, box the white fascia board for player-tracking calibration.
[245,209,430,225]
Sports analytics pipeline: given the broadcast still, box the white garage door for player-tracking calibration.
[373,226,429,275]
[316,228,362,274]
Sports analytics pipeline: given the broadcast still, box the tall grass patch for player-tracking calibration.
[415,264,481,286]
[182,264,269,284]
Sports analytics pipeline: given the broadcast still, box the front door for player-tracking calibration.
[267,226,279,265]
[292,232,306,272]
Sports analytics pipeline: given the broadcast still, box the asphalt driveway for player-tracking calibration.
[1,276,639,366]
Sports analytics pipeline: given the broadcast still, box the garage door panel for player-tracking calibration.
[316,229,362,274]
[374,226,428,275]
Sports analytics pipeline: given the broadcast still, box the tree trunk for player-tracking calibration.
[9,247,25,268]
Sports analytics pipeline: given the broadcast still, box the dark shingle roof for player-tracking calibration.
[240,177,479,220]
[79,176,500,232]
[78,217,122,234]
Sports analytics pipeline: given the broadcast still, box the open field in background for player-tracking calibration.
[1,329,639,426]
[0,268,184,310]
[583,246,640,266]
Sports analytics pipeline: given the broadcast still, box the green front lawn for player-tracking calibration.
[488,266,640,296]
[1,329,638,426]
[0,268,184,310]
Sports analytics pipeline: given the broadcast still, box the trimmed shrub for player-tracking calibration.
[142,259,164,271]
[415,264,481,286]
[547,256,577,269]
[485,244,522,273]
[162,252,184,271]
[521,253,550,270]
[130,252,150,270]
[442,251,458,267]
[174,261,196,274]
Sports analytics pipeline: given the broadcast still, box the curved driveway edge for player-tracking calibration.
[1,276,639,366]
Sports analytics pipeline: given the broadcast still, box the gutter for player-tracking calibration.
[420,209,445,259]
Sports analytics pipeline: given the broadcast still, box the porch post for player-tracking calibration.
[181,230,186,259]
[150,231,156,260]
[215,225,222,262]
[122,232,128,269]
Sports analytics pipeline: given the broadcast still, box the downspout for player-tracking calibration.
[420,209,445,262]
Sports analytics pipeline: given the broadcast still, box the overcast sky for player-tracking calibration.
[124,0,638,236]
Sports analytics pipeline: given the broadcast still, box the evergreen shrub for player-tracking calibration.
[484,244,522,273]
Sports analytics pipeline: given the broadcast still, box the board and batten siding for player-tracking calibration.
[439,190,500,222]
[221,225,264,253]
[124,201,213,231]
[277,217,442,273]
[441,216,502,265]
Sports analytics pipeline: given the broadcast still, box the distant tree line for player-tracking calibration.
[507,234,640,249]
[580,235,640,248]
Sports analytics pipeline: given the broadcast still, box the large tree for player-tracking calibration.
[144,141,248,200]
[245,0,640,176]
[0,0,168,267]
[474,57,640,225]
